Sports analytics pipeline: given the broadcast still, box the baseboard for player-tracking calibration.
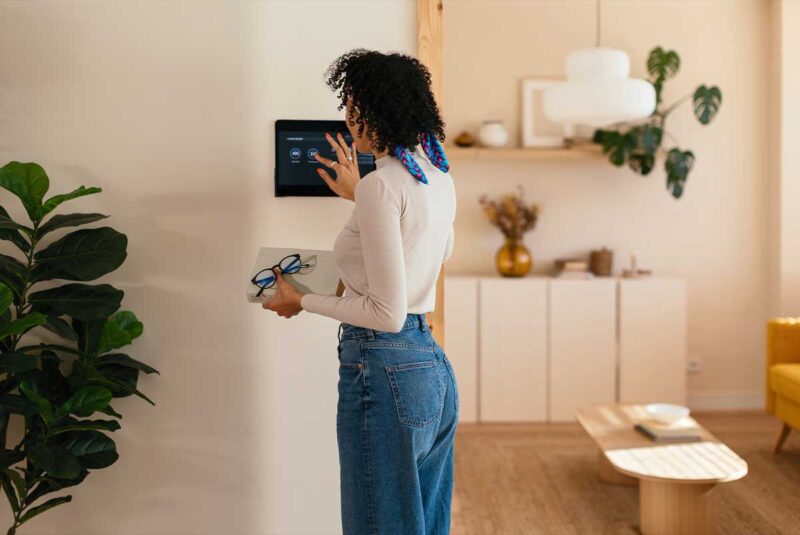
[687,390,765,411]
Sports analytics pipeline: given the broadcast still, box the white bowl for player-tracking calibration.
[645,403,690,425]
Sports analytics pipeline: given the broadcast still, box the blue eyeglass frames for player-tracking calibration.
[251,253,310,297]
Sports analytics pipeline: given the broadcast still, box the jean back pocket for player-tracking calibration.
[385,360,445,428]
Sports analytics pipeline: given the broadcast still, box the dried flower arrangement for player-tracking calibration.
[478,185,540,241]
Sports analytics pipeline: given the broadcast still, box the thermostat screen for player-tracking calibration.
[275,120,376,197]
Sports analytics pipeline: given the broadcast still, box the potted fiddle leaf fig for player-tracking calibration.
[593,46,723,198]
[0,161,158,534]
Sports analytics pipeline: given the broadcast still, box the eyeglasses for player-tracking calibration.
[251,254,311,297]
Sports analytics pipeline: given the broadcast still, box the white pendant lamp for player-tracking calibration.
[543,0,656,128]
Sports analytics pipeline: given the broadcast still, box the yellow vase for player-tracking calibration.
[495,237,532,277]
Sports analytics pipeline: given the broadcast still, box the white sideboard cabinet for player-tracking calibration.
[479,278,548,422]
[443,275,687,423]
[549,279,617,421]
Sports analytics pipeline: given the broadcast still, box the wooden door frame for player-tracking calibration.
[417,0,446,349]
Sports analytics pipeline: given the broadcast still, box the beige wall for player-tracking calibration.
[776,0,800,316]
[443,0,772,409]
[0,2,413,534]
[0,0,787,532]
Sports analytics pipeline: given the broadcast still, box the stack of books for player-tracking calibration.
[554,259,594,279]
[634,417,703,443]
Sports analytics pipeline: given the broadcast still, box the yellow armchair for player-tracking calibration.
[767,318,800,453]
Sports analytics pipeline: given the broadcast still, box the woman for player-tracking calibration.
[263,49,459,535]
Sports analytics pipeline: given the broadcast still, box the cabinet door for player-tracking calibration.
[479,278,548,422]
[444,276,479,422]
[549,279,617,421]
[619,278,687,404]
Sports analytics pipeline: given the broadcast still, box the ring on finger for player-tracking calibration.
[331,161,338,167]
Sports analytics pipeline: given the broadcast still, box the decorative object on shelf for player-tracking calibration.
[554,258,593,279]
[593,46,722,199]
[479,185,539,277]
[521,79,570,147]
[621,252,652,278]
[478,120,509,148]
[454,131,477,148]
[590,247,614,276]
[0,161,157,534]
[542,0,656,127]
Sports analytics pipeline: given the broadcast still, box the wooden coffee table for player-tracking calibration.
[575,404,748,535]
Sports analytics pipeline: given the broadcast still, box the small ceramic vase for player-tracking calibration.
[496,237,532,277]
[479,120,509,148]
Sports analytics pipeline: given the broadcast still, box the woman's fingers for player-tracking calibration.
[350,142,358,168]
[316,168,339,192]
[335,132,351,155]
[313,152,337,169]
[325,132,348,164]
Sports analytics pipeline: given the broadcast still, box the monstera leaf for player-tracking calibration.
[665,149,695,199]
[647,47,680,103]
[693,85,722,125]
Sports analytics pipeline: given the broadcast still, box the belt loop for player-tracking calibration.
[418,314,429,332]
[337,323,343,342]
[366,328,375,341]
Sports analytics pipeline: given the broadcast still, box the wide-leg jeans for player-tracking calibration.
[336,313,460,535]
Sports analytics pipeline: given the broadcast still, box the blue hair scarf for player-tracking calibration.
[393,132,450,185]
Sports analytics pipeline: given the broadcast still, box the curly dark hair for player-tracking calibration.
[324,49,446,154]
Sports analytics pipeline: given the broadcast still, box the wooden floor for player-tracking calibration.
[452,412,800,535]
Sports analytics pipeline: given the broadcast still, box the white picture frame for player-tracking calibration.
[521,79,574,148]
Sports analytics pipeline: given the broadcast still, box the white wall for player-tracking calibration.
[0,2,413,534]
[442,0,771,409]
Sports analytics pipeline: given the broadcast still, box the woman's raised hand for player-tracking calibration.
[313,132,361,201]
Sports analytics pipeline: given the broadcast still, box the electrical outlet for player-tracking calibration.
[687,358,702,374]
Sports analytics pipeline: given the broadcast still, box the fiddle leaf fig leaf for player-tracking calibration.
[0,352,40,373]
[17,495,72,526]
[693,85,722,125]
[57,430,118,469]
[42,316,79,342]
[49,418,120,437]
[29,284,124,322]
[39,213,109,236]
[98,312,143,354]
[96,353,158,375]
[33,227,127,283]
[41,186,102,219]
[0,206,31,253]
[57,386,112,418]
[0,312,48,340]
[0,162,49,223]
[0,253,26,297]
[0,283,13,313]
[665,149,695,199]
[27,443,81,480]
[19,382,54,425]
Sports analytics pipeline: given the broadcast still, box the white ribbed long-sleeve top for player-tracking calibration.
[300,147,456,332]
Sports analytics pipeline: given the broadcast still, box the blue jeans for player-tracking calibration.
[336,313,459,535]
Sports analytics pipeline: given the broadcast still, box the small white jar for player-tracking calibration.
[479,120,509,148]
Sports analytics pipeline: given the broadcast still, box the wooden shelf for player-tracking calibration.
[446,144,603,161]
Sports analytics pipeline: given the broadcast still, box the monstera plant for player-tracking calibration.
[0,162,157,534]
[593,46,723,198]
